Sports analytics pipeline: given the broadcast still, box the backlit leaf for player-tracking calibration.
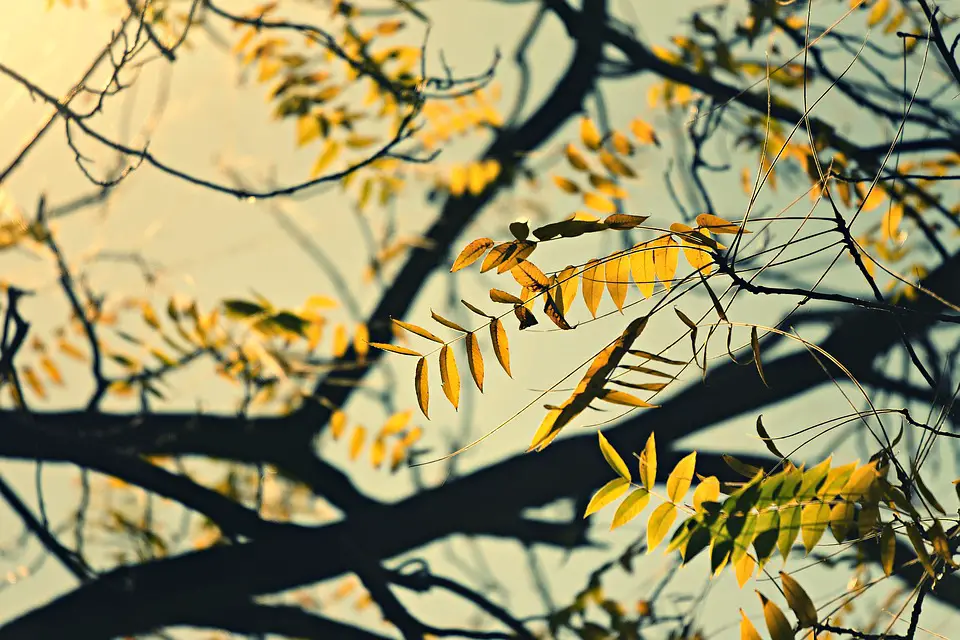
[652,235,678,288]
[599,389,657,408]
[490,319,511,377]
[800,501,830,553]
[905,522,936,578]
[696,213,751,235]
[439,345,460,410]
[630,242,655,298]
[565,144,589,171]
[580,117,602,150]
[780,572,817,628]
[639,432,656,491]
[480,242,516,273]
[778,503,801,560]
[758,592,793,640]
[735,553,756,588]
[611,488,650,529]
[584,192,617,214]
[431,311,468,333]
[693,476,720,511]
[559,266,579,315]
[647,502,677,551]
[667,452,697,503]
[393,319,444,343]
[465,332,484,392]
[582,259,603,317]
[452,238,494,272]
[415,357,429,418]
[584,477,631,517]
[605,253,629,312]
[331,410,347,440]
[490,288,523,304]
[369,342,422,357]
[631,118,660,146]
[740,610,762,640]
[553,175,580,194]
[598,431,630,480]
[512,261,550,290]
[349,426,366,460]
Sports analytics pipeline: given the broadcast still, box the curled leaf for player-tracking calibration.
[415,357,429,418]
[439,345,461,410]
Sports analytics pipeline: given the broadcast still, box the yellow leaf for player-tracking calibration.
[639,432,656,491]
[584,477,631,517]
[393,319,444,344]
[582,259,603,317]
[646,502,676,551]
[666,452,697,503]
[800,501,830,553]
[349,425,366,460]
[611,131,633,155]
[21,366,45,399]
[584,192,617,214]
[580,117,602,150]
[512,261,550,290]
[354,323,369,358]
[881,203,904,243]
[440,344,460,409]
[369,342,422,357]
[480,242,517,273]
[333,324,348,357]
[859,185,885,212]
[490,318,511,377]
[40,357,63,385]
[630,242,655,298]
[598,431,630,480]
[310,140,340,178]
[559,266,579,316]
[695,213,751,235]
[490,288,523,305]
[839,461,878,501]
[735,553,755,588]
[296,114,321,147]
[465,332,484,392]
[553,175,580,194]
[758,593,793,640]
[631,118,660,146]
[693,476,720,510]
[879,523,896,576]
[331,410,347,439]
[451,238,494,272]
[599,389,657,408]
[598,150,636,178]
[370,436,386,468]
[415,356,429,418]
[381,411,412,437]
[565,144,589,171]
[467,162,487,195]
[829,502,855,542]
[430,311,468,333]
[780,572,817,628]
[867,0,889,27]
[449,164,467,196]
[604,253,629,312]
[611,487,650,529]
[740,610,762,640]
[652,235,678,289]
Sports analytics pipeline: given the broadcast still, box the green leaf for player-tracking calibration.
[639,432,657,490]
[755,415,783,458]
[611,488,651,530]
[800,501,831,553]
[598,431,630,480]
[223,299,267,319]
[584,478,631,517]
[796,457,832,501]
[840,461,879,502]
[780,572,817,628]
[646,502,677,551]
[753,508,780,568]
[777,503,801,560]
[758,592,793,640]
[667,452,697,503]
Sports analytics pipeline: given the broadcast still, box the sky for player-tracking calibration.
[0,0,956,638]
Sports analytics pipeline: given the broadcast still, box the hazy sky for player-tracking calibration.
[0,1,956,637]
